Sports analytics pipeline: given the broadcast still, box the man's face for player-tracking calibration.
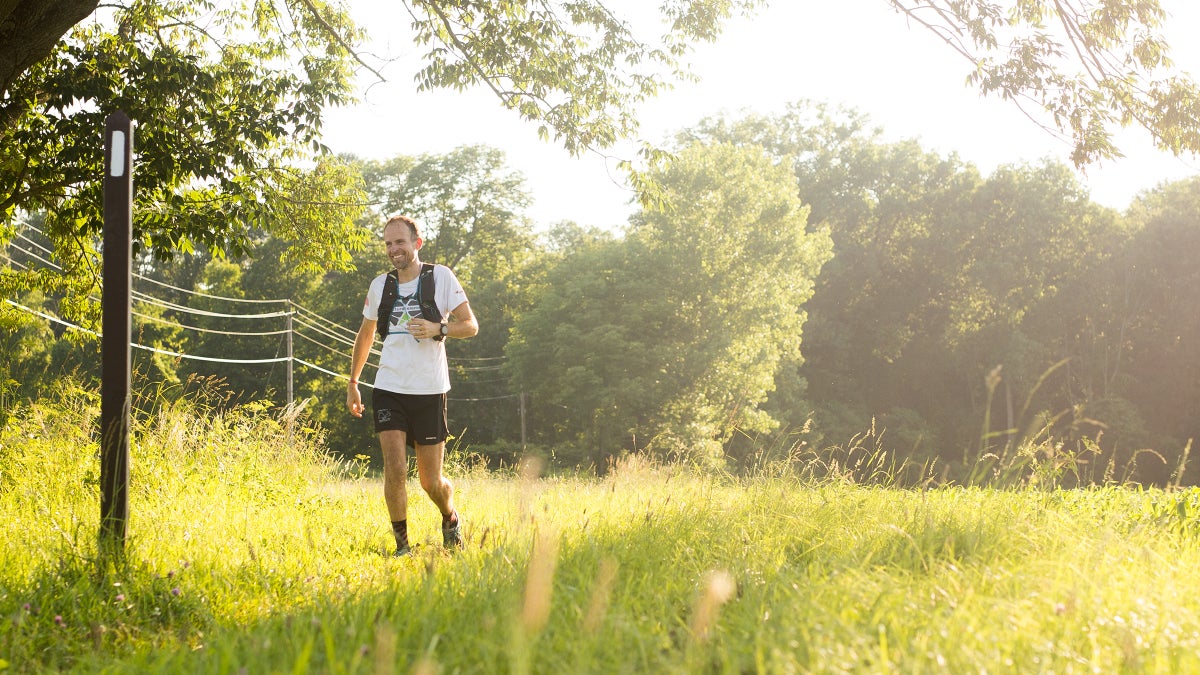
[383,223,420,271]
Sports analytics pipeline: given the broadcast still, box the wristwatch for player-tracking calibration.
[439,323,449,338]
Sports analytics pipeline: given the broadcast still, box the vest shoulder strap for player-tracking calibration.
[418,263,445,341]
[375,265,444,341]
[375,270,400,340]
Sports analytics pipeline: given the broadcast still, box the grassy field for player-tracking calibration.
[3,391,1200,673]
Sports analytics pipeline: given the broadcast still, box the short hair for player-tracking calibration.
[383,214,420,240]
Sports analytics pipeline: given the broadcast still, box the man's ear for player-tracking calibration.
[414,237,424,250]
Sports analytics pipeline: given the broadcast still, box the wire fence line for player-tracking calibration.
[3,227,513,403]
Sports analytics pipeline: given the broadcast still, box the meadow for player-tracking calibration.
[3,388,1200,673]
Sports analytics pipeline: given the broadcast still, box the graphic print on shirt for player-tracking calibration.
[390,292,422,335]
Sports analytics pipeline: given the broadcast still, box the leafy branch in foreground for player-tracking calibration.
[1,0,370,322]
[888,0,1200,165]
[405,0,767,156]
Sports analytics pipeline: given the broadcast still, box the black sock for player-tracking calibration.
[392,520,408,549]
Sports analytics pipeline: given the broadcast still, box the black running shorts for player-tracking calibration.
[371,389,449,447]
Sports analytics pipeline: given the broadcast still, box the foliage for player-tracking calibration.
[355,145,537,287]
[1119,179,1200,447]
[1,0,370,322]
[684,101,1151,475]
[887,0,1200,166]
[406,0,767,155]
[8,95,1200,483]
[507,142,832,467]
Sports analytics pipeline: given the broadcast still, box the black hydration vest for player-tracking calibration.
[376,263,444,341]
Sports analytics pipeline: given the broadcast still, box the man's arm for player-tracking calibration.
[445,300,478,339]
[346,318,376,417]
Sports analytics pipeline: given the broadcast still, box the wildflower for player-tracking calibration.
[115,594,125,603]
[54,615,64,626]
[171,587,181,597]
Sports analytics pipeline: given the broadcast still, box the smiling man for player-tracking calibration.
[347,214,479,556]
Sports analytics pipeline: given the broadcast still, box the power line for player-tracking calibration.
[5,236,512,394]
[135,270,286,305]
[4,299,291,364]
[19,222,288,306]
[5,239,60,270]
[293,314,359,349]
[454,363,506,372]
[131,289,291,319]
[132,308,291,336]
[4,298,97,336]
[290,301,359,340]
[295,357,372,388]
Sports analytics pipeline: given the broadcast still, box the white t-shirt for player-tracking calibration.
[362,264,468,394]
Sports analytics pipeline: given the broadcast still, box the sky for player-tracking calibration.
[320,0,1200,231]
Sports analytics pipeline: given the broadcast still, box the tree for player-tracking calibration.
[0,0,98,99]
[357,146,536,284]
[684,103,981,451]
[1,0,370,328]
[1110,179,1200,479]
[507,142,832,468]
[888,0,1200,166]
[686,102,1126,468]
[6,0,1200,321]
[2,0,775,331]
[8,1,1200,166]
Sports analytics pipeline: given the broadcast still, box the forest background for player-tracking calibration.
[9,107,1200,485]
[2,1,1200,486]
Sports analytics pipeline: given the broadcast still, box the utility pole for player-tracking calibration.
[100,111,134,558]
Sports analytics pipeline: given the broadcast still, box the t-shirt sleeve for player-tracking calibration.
[363,274,384,321]
[436,266,468,315]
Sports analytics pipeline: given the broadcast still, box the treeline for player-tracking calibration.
[3,102,1199,484]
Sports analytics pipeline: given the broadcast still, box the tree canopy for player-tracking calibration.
[888,0,1200,165]
[506,141,832,466]
[3,0,1198,309]
[1,0,372,326]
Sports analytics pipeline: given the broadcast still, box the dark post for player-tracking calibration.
[519,392,527,452]
[100,111,134,556]
[285,309,294,441]
[286,310,294,408]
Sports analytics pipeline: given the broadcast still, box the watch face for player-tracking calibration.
[440,324,449,335]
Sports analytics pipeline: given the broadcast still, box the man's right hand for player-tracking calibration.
[347,381,365,417]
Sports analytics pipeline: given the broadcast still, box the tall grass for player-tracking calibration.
[3,387,1200,672]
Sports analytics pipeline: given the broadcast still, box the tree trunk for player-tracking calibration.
[0,0,99,103]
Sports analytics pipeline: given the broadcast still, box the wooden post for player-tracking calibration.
[285,309,294,442]
[286,310,294,408]
[100,111,134,557]
[519,392,527,452]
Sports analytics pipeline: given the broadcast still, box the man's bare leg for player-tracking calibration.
[380,430,410,553]
[415,442,461,546]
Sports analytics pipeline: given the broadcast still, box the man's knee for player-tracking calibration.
[419,472,441,494]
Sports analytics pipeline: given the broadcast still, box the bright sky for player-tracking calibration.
[321,0,1200,231]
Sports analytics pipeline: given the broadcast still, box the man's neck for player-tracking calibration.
[394,261,422,283]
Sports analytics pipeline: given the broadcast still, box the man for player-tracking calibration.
[347,214,479,556]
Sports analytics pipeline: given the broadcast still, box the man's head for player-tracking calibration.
[382,214,422,273]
